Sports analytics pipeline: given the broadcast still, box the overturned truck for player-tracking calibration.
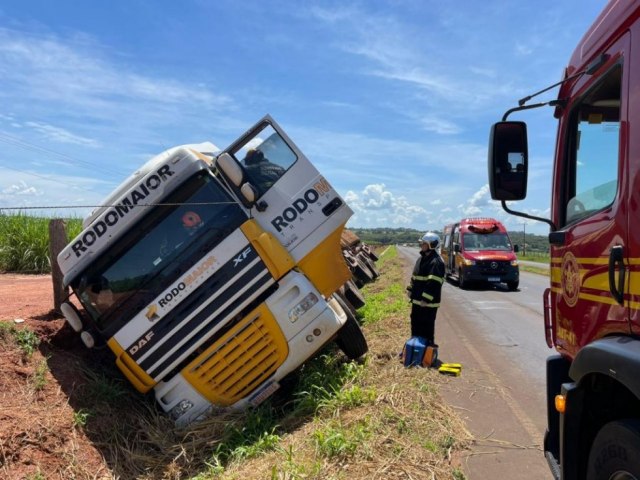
[57,116,368,425]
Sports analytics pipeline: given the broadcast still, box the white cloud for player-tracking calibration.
[24,122,100,147]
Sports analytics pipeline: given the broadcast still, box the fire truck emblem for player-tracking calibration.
[561,252,580,307]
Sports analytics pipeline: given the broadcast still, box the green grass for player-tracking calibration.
[0,213,83,273]
[0,321,40,358]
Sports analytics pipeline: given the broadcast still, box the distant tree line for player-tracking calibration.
[350,227,549,252]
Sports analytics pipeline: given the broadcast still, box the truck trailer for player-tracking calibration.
[57,115,368,425]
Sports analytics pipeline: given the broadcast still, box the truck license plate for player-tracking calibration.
[488,277,500,282]
[249,381,280,406]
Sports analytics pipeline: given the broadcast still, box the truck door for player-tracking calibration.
[550,36,630,358]
[217,115,353,294]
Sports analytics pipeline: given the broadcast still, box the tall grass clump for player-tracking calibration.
[0,213,83,273]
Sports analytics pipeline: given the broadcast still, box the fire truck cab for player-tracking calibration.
[488,1,640,478]
[441,218,519,291]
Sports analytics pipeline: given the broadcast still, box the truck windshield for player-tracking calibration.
[72,171,247,331]
[463,233,512,251]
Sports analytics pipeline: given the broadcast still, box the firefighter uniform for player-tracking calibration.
[407,248,445,343]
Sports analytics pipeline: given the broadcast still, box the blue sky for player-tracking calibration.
[0,0,608,235]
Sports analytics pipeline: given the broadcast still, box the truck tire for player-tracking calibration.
[362,255,380,278]
[354,259,374,285]
[344,280,366,310]
[333,295,368,360]
[586,420,640,480]
[364,247,379,262]
[335,290,357,318]
[507,280,519,291]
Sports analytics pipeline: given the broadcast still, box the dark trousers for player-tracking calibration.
[410,304,437,344]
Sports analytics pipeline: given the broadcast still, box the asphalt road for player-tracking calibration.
[397,245,554,480]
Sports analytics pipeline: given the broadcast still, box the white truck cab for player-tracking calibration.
[57,115,367,425]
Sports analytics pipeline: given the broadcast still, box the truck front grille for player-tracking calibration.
[477,260,510,275]
[182,306,288,406]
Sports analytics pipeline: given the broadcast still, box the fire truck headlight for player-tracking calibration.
[170,399,194,420]
[463,258,476,266]
[288,292,319,323]
[511,260,519,266]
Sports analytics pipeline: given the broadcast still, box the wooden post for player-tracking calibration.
[49,219,68,314]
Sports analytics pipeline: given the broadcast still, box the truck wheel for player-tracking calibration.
[334,295,368,360]
[354,259,374,285]
[363,256,380,278]
[507,281,519,291]
[344,280,366,310]
[335,291,357,318]
[587,420,640,480]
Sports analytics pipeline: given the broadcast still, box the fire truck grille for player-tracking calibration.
[183,310,288,406]
[476,260,510,275]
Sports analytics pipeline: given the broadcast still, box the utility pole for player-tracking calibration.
[523,222,526,256]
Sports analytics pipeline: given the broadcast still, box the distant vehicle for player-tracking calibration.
[441,217,519,290]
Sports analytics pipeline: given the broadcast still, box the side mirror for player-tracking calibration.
[454,244,460,253]
[488,121,528,201]
[216,153,244,187]
[240,182,258,204]
[240,182,268,212]
[514,245,520,253]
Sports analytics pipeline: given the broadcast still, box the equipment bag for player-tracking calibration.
[402,336,438,368]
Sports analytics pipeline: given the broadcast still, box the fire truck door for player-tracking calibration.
[551,37,630,357]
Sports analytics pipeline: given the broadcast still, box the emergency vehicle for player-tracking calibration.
[57,115,367,425]
[441,218,519,290]
[488,2,640,478]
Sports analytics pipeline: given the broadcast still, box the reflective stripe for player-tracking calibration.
[422,292,434,301]
[412,299,440,308]
[412,274,444,284]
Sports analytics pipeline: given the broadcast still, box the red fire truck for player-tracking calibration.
[488,2,640,478]
[441,218,519,290]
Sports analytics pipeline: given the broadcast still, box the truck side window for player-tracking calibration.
[564,65,621,225]
[236,125,297,197]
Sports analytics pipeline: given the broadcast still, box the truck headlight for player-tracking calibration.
[511,260,519,266]
[170,399,194,420]
[288,292,319,323]
[463,258,476,266]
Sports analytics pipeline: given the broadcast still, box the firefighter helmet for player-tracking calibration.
[420,232,440,250]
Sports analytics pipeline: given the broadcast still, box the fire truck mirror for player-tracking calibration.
[488,121,528,201]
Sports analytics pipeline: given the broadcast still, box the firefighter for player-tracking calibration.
[406,232,445,345]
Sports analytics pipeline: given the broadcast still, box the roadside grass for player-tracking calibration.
[520,265,550,276]
[0,321,40,358]
[0,213,83,273]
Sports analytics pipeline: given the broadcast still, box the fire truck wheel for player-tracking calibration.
[586,419,640,480]
[507,281,519,291]
[334,296,368,360]
[344,280,366,310]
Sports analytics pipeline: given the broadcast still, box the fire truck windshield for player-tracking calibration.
[462,233,512,251]
[72,171,247,332]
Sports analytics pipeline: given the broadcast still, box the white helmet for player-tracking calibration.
[420,232,440,250]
